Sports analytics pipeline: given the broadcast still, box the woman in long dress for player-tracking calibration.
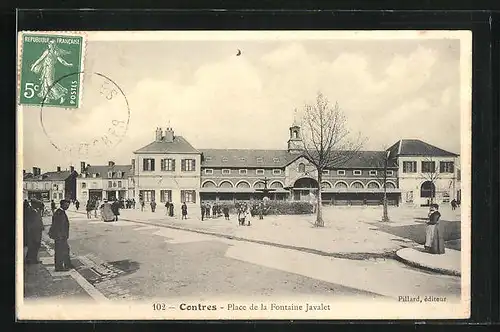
[100,201,115,222]
[424,204,445,254]
[30,39,73,104]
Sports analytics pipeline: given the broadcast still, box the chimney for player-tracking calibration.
[23,170,26,176]
[164,127,174,143]
[70,166,75,173]
[108,161,115,167]
[57,166,61,172]
[131,159,135,173]
[80,161,86,173]
[155,127,163,142]
[32,167,41,176]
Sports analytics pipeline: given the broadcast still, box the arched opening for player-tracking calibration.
[351,181,364,189]
[270,181,284,189]
[202,181,216,188]
[420,181,435,198]
[294,177,318,189]
[298,162,306,173]
[367,181,380,189]
[254,181,265,189]
[219,181,234,188]
[334,181,348,189]
[384,182,396,189]
[293,130,298,139]
[236,181,250,188]
[321,181,332,189]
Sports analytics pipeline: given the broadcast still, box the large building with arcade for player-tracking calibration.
[129,124,461,210]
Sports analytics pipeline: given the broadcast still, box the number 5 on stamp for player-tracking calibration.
[18,32,85,108]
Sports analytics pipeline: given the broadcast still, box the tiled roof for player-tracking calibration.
[134,136,200,154]
[329,151,399,168]
[81,165,132,179]
[200,149,299,168]
[25,171,74,182]
[392,139,458,157]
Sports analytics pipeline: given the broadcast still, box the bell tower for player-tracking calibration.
[287,112,303,154]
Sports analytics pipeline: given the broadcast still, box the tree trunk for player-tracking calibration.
[316,170,324,227]
[382,189,389,222]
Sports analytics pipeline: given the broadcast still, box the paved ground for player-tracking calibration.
[24,207,462,302]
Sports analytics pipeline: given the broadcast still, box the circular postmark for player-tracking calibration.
[39,71,130,160]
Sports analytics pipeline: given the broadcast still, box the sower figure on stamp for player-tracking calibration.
[48,200,74,272]
[25,199,45,264]
[30,39,73,104]
[425,203,445,254]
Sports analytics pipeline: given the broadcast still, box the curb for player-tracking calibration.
[394,248,461,277]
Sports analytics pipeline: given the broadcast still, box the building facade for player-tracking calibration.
[23,166,78,202]
[132,128,201,209]
[76,161,133,202]
[131,124,460,208]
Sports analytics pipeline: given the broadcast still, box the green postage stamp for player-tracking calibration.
[18,32,86,108]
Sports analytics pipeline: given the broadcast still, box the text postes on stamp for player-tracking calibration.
[19,33,85,108]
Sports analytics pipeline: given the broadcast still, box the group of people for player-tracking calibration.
[450,199,461,210]
[200,202,229,221]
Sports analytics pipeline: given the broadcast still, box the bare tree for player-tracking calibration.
[300,92,365,227]
[372,149,397,222]
[420,149,440,205]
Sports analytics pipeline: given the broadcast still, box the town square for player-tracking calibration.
[18,31,470,320]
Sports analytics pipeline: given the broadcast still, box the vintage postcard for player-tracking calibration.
[17,30,471,320]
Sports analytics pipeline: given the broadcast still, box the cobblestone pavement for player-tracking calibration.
[26,210,461,302]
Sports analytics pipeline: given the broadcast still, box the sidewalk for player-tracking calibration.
[395,246,461,276]
[23,241,94,301]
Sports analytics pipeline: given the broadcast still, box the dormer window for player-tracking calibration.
[256,157,263,163]
[273,158,280,163]
[205,156,212,161]
[222,157,228,162]
[239,157,246,162]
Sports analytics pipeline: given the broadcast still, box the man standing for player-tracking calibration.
[25,199,45,264]
[48,200,73,272]
[150,199,157,213]
[201,203,205,221]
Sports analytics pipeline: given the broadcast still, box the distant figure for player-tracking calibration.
[132,198,136,209]
[50,200,56,214]
[165,201,171,216]
[94,199,100,218]
[100,200,115,222]
[223,205,230,220]
[111,199,121,221]
[450,199,457,210]
[212,203,217,218]
[238,207,248,226]
[181,202,188,220]
[150,200,157,213]
[140,199,145,212]
[75,200,80,211]
[201,203,205,221]
[85,200,93,219]
[258,202,264,220]
[205,204,211,219]
[425,204,445,254]
[168,202,174,217]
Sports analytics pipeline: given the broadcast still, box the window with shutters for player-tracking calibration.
[421,161,436,173]
[143,158,155,171]
[160,190,172,203]
[439,161,454,173]
[108,181,112,188]
[403,161,417,173]
[161,158,176,171]
[118,181,122,188]
[181,190,196,203]
[181,159,196,172]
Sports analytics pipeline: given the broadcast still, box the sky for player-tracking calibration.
[21,32,467,173]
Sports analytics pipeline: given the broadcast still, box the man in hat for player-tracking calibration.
[48,199,74,271]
